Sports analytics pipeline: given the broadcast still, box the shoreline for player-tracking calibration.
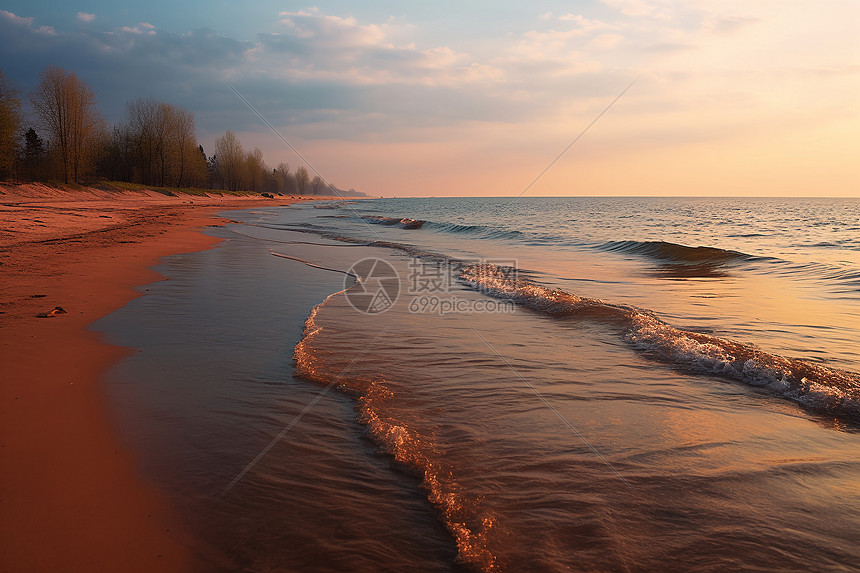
[0,184,331,571]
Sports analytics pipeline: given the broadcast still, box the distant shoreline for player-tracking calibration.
[0,183,332,571]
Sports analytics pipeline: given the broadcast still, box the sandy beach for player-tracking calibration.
[0,184,320,572]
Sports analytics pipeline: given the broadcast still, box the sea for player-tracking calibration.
[95,197,860,572]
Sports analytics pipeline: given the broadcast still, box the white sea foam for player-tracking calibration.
[459,263,860,421]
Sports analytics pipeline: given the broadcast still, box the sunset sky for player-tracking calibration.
[1,1,857,197]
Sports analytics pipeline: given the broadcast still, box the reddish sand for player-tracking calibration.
[0,184,328,571]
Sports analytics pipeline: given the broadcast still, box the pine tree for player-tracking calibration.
[21,127,46,181]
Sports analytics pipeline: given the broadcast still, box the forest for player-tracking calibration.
[0,66,360,196]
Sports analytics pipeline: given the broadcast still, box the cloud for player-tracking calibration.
[1,9,56,35]
[600,0,674,19]
[557,13,609,29]
[1,4,857,196]
[261,10,504,89]
[117,23,157,35]
[77,12,95,23]
[278,9,386,46]
[1,9,34,26]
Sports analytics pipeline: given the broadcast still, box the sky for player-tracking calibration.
[1,1,858,197]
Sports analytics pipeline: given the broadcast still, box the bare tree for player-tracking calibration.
[274,162,299,195]
[311,175,324,195]
[187,144,207,188]
[171,106,196,187]
[124,97,157,184]
[245,147,264,191]
[30,66,102,183]
[295,165,310,195]
[215,129,244,191]
[154,102,172,186]
[0,70,22,180]
[274,162,289,192]
[119,98,204,188]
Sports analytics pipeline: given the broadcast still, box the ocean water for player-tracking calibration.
[97,197,860,572]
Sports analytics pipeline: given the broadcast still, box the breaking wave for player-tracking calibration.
[423,221,526,241]
[363,215,426,229]
[346,212,528,241]
[597,240,754,263]
[339,213,765,262]
[314,201,356,209]
[293,293,499,571]
[458,263,860,422]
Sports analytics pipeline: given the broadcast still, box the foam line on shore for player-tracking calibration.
[269,249,360,280]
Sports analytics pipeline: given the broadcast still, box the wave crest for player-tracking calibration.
[293,293,499,571]
[363,215,426,229]
[459,263,860,421]
[598,240,752,263]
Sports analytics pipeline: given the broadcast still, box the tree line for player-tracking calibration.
[0,66,342,196]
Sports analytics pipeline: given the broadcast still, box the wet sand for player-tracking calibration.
[0,184,325,572]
